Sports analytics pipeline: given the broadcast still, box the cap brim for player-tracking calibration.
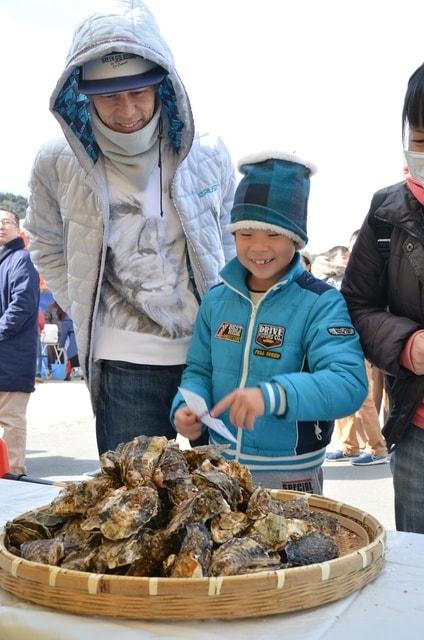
[78,66,167,96]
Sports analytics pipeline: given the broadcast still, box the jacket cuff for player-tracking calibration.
[400,330,424,373]
[170,400,187,430]
[259,382,286,416]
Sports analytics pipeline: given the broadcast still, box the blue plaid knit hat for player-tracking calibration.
[228,151,317,248]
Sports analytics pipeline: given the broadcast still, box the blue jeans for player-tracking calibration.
[36,337,43,376]
[391,424,424,533]
[95,361,185,455]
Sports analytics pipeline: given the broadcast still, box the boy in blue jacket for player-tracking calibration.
[171,152,367,493]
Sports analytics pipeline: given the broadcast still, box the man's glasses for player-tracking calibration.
[0,219,17,227]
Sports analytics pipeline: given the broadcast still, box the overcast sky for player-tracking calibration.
[1,0,424,253]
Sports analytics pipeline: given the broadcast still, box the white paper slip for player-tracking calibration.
[178,387,237,444]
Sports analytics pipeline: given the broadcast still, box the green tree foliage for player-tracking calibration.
[0,192,28,218]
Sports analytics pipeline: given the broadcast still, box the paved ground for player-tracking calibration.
[22,378,395,530]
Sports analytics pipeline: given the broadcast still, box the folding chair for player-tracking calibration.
[40,324,66,378]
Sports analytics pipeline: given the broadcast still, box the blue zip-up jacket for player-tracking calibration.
[0,237,39,392]
[171,254,367,474]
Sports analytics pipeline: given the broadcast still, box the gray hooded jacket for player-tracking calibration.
[25,0,236,410]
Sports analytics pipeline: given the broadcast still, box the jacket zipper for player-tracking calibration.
[221,279,287,460]
[85,169,110,390]
[211,206,223,243]
[170,177,207,295]
[235,301,258,460]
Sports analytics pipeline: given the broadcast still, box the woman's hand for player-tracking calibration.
[174,406,203,439]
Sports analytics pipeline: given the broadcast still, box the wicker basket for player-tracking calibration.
[0,491,385,620]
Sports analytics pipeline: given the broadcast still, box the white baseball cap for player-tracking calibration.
[78,52,167,95]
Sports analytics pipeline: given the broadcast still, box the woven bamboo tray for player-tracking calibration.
[0,490,385,620]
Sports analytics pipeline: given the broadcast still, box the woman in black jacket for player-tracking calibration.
[342,62,424,533]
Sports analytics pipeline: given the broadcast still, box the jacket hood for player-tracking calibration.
[50,0,193,172]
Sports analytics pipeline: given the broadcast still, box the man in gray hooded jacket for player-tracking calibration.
[25,0,236,455]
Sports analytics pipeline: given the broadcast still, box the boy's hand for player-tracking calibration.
[174,406,202,439]
[211,388,265,430]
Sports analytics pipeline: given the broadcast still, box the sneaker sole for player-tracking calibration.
[351,458,388,466]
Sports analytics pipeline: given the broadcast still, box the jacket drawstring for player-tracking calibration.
[314,421,323,441]
[158,117,164,217]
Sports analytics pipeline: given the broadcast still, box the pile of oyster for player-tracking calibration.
[4,436,339,577]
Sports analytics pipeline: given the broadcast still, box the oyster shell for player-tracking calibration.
[246,488,310,520]
[165,488,230,535]
[192,466,242,510]
[94,534,144,571]
[166,476,199,506]
[59,517,106,571]
[285,531,339,565]
[277,495,311,520]
[216,459,254,503]
[119,435,168,487]
[307,511,339,536]
[247,513,311,552]
[20,538,65,565]
[126,528,179,576]
[14,505,68,530]
[60,516,101,546]
[48,482,82,516]
[99,449,121,477]
[81,485,159,540]
[60,547,99,572]
[4,518,52,551]
[152,445,190,488]
[209,537,281,576]
[50,474,121,516]
[163,523,212,578]
[210,511,250,544]
[183,444,230,472]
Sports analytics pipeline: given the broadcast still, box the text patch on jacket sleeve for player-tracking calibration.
[327,327,355,336]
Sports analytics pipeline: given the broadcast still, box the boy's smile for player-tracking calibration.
[235,229,296,291]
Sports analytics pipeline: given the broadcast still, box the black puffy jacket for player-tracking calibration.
[341,181,424,447]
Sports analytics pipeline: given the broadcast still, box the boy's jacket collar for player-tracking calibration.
[220,252,304,295]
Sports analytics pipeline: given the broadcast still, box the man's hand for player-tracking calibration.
[211,388,265,430]
[174,406,202,439]
[410,332,424,374]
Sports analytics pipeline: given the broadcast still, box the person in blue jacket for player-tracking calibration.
[58,311,81,381]
[171,152,367,494]
[0,209,39,474]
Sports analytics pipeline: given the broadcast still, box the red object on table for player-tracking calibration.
[0,438,10,477]
[0,437,66,486]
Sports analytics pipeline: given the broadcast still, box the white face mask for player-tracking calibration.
[405,149,424,186]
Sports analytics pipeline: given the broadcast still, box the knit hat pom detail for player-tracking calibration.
[237,150,317,176]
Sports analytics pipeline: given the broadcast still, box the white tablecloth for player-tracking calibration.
[0,479,423,640]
